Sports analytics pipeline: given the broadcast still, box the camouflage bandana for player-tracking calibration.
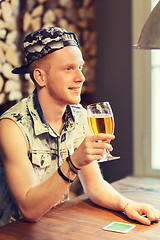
[12,27,79,74]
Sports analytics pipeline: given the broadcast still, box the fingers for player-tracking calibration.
[126,203,160,226]
[132,212,151,225]
[141,206,160,223]
[89,134,115,152]
[72,134,115,167]
[91,133,115,142]
[134,209,160,226]
[82,147,107,162]
[93,141,113,152]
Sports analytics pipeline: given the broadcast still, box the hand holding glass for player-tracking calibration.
[87,101,120,162]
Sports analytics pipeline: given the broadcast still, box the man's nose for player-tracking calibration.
[76,69,85,82]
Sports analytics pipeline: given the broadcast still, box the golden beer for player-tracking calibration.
[88,114,114,135]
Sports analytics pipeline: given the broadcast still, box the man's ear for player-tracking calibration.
[33,68,46,87]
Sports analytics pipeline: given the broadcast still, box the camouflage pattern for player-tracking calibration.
[12,27,79,74]
[0,89,87,226]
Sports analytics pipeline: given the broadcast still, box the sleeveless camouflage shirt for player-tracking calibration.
[0,89,87,226]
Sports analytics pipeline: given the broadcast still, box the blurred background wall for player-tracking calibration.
[95,0,132,182]
[0,0,132,184]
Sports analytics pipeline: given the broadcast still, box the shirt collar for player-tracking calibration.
[27,89,79,136]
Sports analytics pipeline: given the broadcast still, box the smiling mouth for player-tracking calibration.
[69,87,81,93]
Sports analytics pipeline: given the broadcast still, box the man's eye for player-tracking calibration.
[79,66,83,71]
[66,67,72,71]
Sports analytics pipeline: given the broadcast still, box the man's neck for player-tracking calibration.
[37,90,66,134]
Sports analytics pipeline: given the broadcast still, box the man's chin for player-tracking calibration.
[69,97,81,105]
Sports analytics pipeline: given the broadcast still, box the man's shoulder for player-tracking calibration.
[0,98,28,122]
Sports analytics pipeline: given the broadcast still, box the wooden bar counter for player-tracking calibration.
[0,176,160,240]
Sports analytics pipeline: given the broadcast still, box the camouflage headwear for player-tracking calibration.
[12,27,79,74]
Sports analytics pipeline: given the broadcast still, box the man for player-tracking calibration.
[0,27,159,226]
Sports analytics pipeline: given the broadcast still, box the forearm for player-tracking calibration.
[16,160,76,222]
[84,179,131,213]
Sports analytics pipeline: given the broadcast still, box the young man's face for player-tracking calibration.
[44,46,85,107]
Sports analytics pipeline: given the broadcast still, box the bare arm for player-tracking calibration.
[71,125,128,212]
[0,117,114,223]
[0,119,76,222]
[79,161,125,211]
[71,125,160,226]
[78,162,160,225]
[1,118,159,225]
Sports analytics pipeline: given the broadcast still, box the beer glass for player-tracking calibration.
[87,101,120,162]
